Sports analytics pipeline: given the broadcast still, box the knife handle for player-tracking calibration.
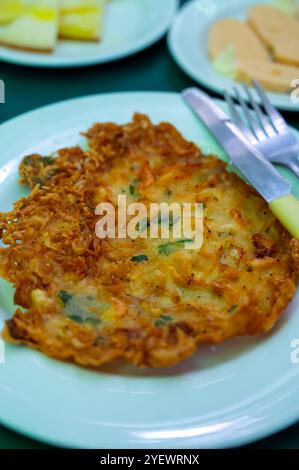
[269,195,299,240]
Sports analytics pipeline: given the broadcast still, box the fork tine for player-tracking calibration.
[253,80,287,133]
[241,83,276,138]
[233,86,265,141]
[224,91,256,143]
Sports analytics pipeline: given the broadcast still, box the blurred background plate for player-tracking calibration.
[168,0,299,111]
[0,92,299,449]
[0,0,178,68]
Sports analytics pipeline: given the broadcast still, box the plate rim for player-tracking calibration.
[167,0,299,112]
[0,91,299,449]
[0,0,179,68]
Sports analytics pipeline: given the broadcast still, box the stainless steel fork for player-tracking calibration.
[224,80,299,179]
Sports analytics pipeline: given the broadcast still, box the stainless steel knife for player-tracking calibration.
[182,87,299,239]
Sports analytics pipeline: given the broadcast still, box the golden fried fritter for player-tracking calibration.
[0,114,298,368]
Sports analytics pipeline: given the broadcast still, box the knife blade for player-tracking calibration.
[182,87,291,203]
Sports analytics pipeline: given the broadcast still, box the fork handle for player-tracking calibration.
[287,160,299,180]
[269,195,299,239]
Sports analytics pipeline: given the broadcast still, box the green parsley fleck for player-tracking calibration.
[154,314,173,327]
[41,156,55,166]
[131,254,149,263]
[228,304,238,314]
[68,314,101,327]
[129,180,139,197]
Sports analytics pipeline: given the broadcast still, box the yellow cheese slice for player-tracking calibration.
[212,45,238,80]
[209,18,270,62]
[274,0,298,17]
[248,5,299,66]
[237,59,299,93]
[0,0,35,24]
[59,0,106,41]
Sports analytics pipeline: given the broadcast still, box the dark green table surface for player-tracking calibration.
[0,0,299,450]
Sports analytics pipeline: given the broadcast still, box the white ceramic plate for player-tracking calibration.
[168,0,299,112]
[0,0,178,68]
[0,92,299,449]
